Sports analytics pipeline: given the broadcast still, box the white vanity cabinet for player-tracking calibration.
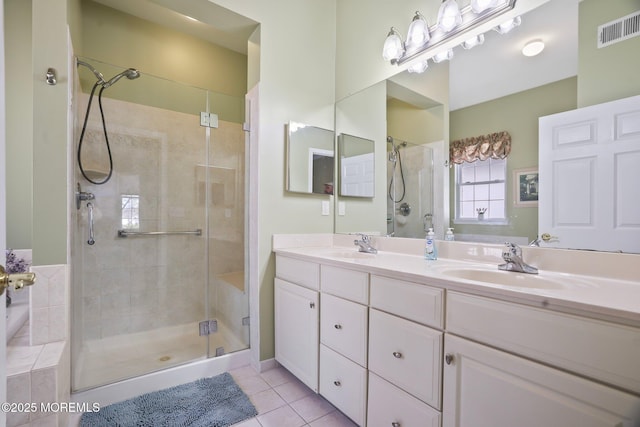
[274,256,320,392]
[368,275,444,425]
[319,265,369,426]
[443,292,640,426]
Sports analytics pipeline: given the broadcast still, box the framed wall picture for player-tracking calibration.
[513,167,539,207]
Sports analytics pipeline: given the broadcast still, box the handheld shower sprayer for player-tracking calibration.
[103,68,141,88]
[76,59,141,185]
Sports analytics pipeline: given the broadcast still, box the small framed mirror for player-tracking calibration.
[285,122,335,195]
[338,133,375,198]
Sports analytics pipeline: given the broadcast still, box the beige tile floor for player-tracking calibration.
[230,365,358,427]
[69,365,357,427]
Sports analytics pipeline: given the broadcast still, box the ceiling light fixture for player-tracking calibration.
[382,0,519,67]
[522,39,545,56]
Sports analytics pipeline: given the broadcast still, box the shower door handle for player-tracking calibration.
[87,202,96,245]
[0,265,36,296]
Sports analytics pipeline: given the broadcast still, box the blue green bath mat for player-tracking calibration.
[79,372,257,427]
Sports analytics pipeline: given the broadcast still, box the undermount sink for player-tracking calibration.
[439,267,566,290]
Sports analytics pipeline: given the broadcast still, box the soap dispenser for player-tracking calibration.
[445,227,455,241]
[425,228,438,260]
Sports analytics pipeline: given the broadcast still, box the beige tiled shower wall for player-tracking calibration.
[29,264,69,346]
[75,95,245,342]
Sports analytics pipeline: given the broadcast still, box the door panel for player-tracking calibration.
[539,95,640,253]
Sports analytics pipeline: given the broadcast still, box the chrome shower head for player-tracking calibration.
[103,68,141,88]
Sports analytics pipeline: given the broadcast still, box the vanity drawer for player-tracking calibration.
[321,293,368,367]
[368,373,441,427]
[446,292,640,394]
[276,255,319,290]
[370,275,444,329]
[320,344,368,426]
[369,308,443,409]
[321,265,369,304]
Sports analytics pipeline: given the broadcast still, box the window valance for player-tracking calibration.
[450,131,511,164]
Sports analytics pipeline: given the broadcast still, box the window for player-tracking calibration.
[121,195,140,229]
[455,157,506,221]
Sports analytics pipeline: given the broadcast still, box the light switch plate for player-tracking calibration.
[338,202,346,216]
[321,200,330,216]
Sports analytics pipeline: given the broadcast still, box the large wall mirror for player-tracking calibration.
[334,0,640,253]
[286,122,335,195]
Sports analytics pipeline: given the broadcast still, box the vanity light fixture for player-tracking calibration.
[382,0,518,68]
[494,16,521,34]
[407,59,429,74]
[437,0,463,33]
[433,49,454,63]
[462,33,485,49]
[406,12,430,53]
[470,0,500,14]
[522,39,545,56]
[382,27,405,62]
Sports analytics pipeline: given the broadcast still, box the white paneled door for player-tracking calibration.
[539,95,640,253]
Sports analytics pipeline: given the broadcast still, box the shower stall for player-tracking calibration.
[71,58,249,392]
[387,137,435,238]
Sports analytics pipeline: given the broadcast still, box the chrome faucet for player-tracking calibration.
[354,233,378,254]
[499,242,538,274]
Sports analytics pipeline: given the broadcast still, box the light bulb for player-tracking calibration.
[382,27,405,62]
[433,49,454,63]
[408,60,429,74]
[462,34,485,50]
[470,0,499,14]
[495,16,521,34]
[406,12,430,52]
[437,0,462,33]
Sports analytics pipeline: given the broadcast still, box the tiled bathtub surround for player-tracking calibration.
[5,262,71,427]
[29,264,69,346]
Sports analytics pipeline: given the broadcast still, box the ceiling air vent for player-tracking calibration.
[597,10,640,48]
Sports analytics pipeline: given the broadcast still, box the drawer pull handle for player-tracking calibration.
[445,353,455,365]
[392,423,401,427]
[392,351,402,359]
[334,380,341,387]
[334,324,342,329]
[309,302,315,309]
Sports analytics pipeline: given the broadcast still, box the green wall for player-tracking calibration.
[5,0,33,250]
[578,0,640,107]
[78,0,249,123]
[449,77,577,241]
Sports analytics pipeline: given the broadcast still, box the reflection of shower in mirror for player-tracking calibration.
[387,137,435,238]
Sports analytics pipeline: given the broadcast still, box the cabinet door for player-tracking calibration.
[275,278,319,392]
[442,335,640,427]
[368,373,441,427]
[320,345,368,426]
[321,293,368,366]
[369,309,443,409]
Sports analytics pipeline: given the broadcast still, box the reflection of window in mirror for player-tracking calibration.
[455,158,506,222]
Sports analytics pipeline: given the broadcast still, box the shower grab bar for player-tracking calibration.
[87,203,96,245]
[117,229,202,238]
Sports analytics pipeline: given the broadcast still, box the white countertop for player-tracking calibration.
[273,234,640,328]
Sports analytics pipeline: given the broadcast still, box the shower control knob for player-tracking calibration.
[0,265,36,296]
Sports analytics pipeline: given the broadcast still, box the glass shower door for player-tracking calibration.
[205,91,250,357]
[72,60,231,391]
